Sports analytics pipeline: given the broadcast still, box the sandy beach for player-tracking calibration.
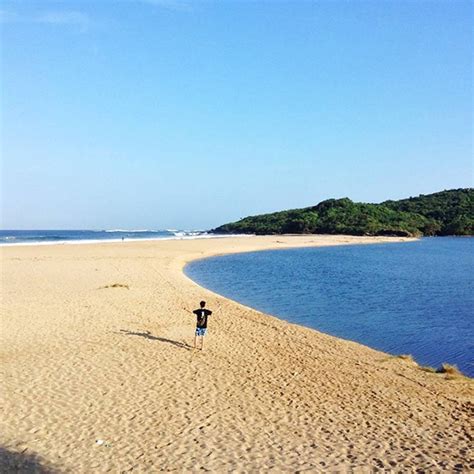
[1,235,472,472]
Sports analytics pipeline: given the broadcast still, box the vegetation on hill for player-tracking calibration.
[212,189,474,237]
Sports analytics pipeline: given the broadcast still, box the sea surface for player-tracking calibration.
[186,238,474,376]
[0,229,215,245]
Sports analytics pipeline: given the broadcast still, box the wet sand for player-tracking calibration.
[1,235,472,472]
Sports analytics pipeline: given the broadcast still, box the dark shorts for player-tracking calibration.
[195,327,207,336]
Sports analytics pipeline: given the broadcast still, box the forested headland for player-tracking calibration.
[212,189,474,237]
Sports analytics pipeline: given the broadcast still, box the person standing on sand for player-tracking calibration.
[193,301,212,350]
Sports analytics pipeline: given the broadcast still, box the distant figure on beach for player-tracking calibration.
[193,301,212,350]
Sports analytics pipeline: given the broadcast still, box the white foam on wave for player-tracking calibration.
[104,229,160,233]
[0,233,255,247]
[103,229,208,236]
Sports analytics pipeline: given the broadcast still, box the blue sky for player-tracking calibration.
[1,0,472,230]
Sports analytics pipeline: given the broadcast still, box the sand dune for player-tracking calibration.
[1,235,472,472]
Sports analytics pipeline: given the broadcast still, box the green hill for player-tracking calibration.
[212,189,474,237]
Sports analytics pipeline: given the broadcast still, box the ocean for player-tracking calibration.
[185,237,474,377]
[0,229,214,245]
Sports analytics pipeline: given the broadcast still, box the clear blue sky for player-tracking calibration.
[1,0,472,230]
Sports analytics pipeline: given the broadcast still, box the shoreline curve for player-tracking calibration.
[2,234,472,472]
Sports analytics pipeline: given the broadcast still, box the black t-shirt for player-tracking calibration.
[193,308,212,328]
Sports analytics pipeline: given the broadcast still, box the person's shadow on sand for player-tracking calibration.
[120,330,191,350]
[0,446,54,473]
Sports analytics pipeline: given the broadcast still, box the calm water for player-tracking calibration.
[186,238,474,376]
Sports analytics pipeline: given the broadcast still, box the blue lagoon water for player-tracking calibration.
[186,238,474,376]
